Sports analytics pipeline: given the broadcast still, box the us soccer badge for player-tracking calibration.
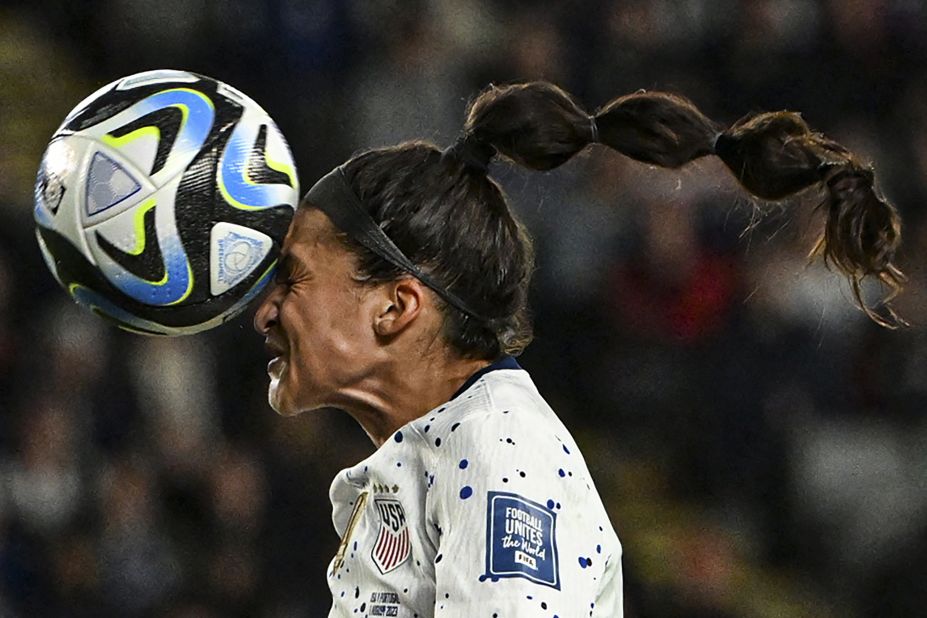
[372,497,411,574]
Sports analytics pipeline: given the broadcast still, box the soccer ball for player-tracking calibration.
[34,69,298,335]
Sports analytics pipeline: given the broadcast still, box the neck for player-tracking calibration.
[334,353,492,448]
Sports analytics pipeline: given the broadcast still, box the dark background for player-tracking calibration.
[1,1,926,616]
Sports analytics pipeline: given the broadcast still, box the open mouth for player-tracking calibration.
[265,338,287,375]
[267,357,285,376]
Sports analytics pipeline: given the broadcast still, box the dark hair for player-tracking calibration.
[338,143,534,359]
[333,81,905,359]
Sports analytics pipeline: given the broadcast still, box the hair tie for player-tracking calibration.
[589,115,599,144]
[443,133,496,173]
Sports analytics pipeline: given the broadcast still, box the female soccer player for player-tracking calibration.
[253,81,903,617]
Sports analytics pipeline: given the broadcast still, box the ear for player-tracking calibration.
[373,277,426,337]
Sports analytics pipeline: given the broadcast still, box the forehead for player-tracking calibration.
[283,206,349,258]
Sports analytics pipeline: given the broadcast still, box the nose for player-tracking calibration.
[254,283,283,335]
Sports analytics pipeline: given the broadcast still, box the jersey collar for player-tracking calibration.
[451,355,522,400]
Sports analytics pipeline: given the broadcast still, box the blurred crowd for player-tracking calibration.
[1,1,926,616]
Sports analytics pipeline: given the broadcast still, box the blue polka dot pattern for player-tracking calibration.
[325,359,620,617]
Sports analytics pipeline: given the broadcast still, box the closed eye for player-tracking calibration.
[275,254,294,286]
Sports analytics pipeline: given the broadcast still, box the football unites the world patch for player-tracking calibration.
[372,497,411,574]
[484,491,560,588]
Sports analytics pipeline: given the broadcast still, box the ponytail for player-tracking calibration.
[460,82,905,327]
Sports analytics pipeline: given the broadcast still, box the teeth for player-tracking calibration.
[268,356,287,377]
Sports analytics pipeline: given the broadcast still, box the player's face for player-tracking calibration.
[253,208,381,416]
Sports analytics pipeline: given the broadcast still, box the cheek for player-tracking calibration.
[281,297,368,376]
[317,293,373,353]
[281,267,377,340]
[322,315,367,358]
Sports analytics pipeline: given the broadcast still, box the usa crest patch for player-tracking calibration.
[484,491,559,589]
[372,497,411,574]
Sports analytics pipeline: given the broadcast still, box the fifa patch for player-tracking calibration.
[372,497,411,574]
[484,491,559,589]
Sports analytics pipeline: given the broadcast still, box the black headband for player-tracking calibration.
[303,166,491,322]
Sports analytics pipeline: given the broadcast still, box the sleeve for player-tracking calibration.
[424,410,614,617]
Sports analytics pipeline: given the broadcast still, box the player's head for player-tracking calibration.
[251,153,534,416]
[255,81,905,416]
[251,118,537,416]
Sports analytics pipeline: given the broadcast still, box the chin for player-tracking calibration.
[271,385,319,418]
[268,379,296,417]
[267,369,329,417]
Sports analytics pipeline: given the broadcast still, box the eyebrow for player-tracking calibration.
[277,251,312,281]
[277,253,294,280]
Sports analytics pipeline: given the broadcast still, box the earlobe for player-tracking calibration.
[374,278,424,337]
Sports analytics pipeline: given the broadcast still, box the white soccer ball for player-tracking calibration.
[34,69,298,335]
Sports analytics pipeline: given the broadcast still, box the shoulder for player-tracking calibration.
[417,369,582,504]
[411,368,567,458]
[415,370,622,605]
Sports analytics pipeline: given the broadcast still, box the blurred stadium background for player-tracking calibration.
[1,1,926,616]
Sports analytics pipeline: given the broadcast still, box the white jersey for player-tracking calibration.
[326,358,623,617]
